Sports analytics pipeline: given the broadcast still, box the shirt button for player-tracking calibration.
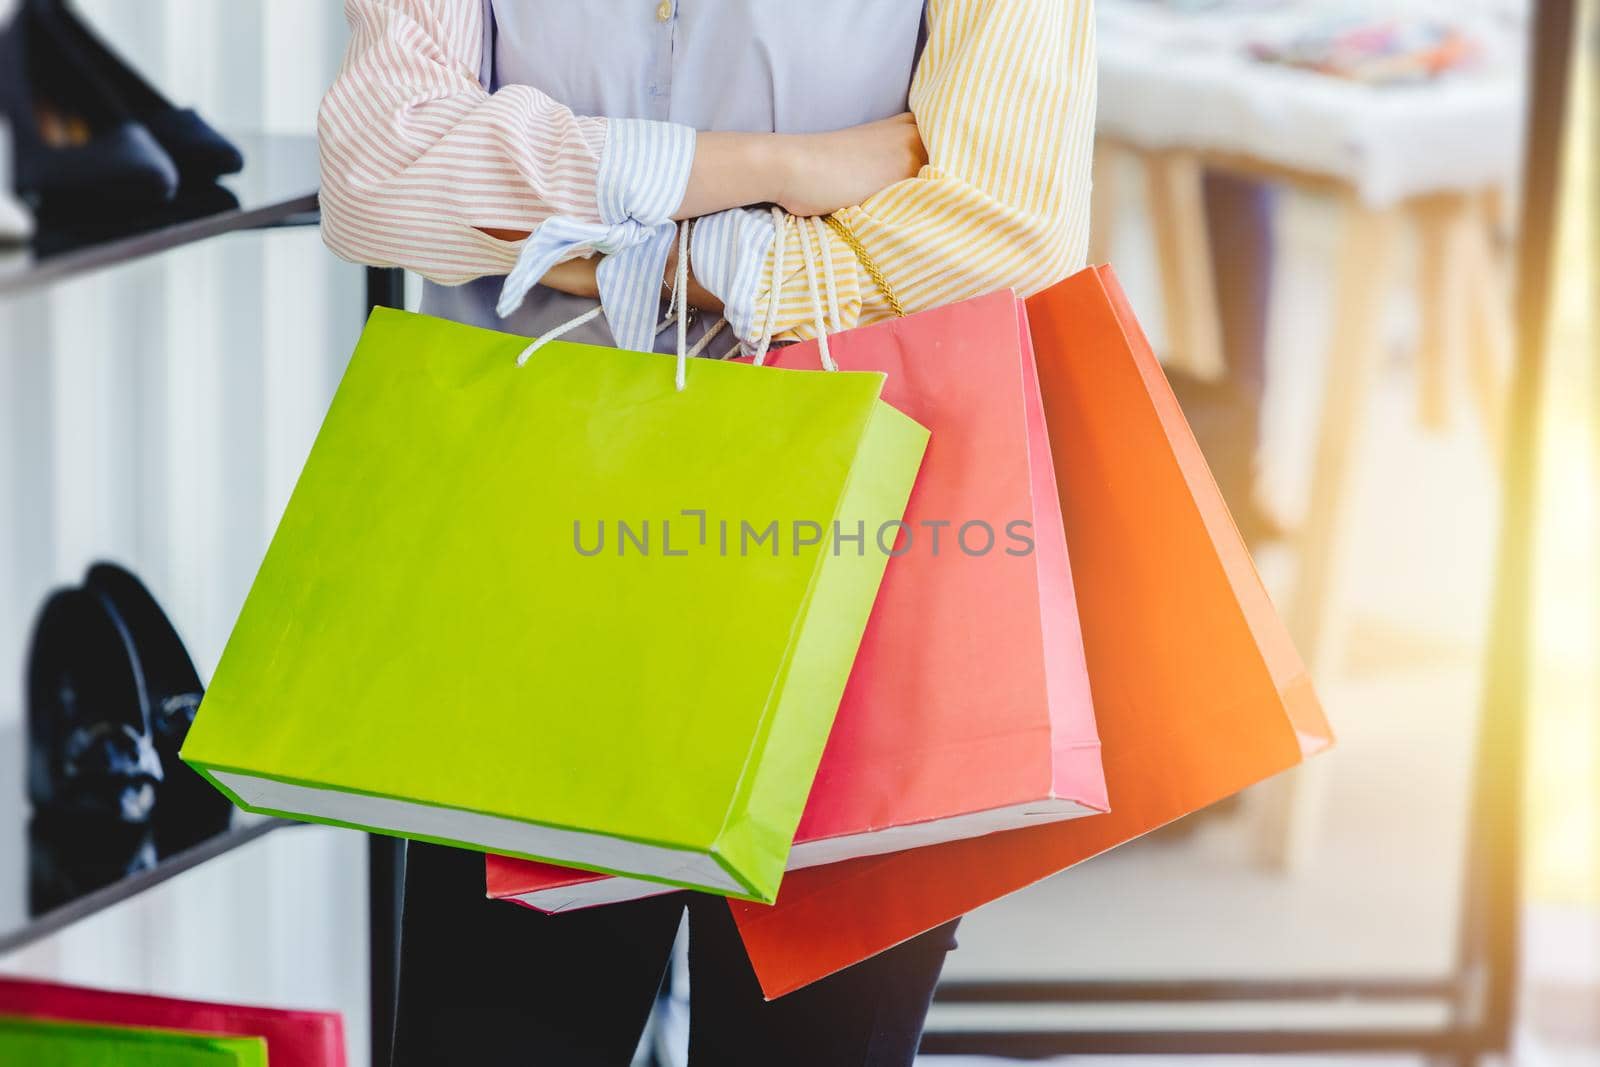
[656,0,672,21]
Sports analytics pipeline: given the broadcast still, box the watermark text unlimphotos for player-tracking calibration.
[573,510,1033,558]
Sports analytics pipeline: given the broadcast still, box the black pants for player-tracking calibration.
[392,843,959,1066]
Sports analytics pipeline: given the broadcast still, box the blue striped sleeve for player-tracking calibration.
[498,118,694,350]
[690,207,777,345]
[598,119,696,227]
[588,119,696,349]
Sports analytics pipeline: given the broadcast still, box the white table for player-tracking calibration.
[1098,1,1524,205]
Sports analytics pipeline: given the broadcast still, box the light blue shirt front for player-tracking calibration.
[422,0,926,353]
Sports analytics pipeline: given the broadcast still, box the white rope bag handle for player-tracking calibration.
[514,303,601,368]
[750,210,841,370]
[515,221,725,391]
[514,211,851,383]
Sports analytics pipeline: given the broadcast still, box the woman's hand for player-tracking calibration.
[775,113,927,218]
[538,255,601,300]
[537,250,722,315]
[677,113,926,220]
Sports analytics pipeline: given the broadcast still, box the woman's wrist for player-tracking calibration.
[662,241,725,315]
[751,134,801,212]
[675,131,794,219]
[536,241,722,315]
[674,114,921,221]
[764,134,810,217]
[538,255,601,300]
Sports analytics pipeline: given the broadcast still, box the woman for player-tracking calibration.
[318,1,1094,1062]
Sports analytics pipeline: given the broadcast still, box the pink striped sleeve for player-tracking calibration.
[316,0,608,285]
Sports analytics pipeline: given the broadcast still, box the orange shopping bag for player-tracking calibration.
[728,265,1333,998]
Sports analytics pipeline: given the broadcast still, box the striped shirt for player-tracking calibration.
[318,0,1096,350]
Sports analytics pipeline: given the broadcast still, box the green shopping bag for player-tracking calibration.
[182,308,927,903]
[0,1017,266,1066]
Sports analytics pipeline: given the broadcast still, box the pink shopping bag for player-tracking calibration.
[488,289,1108,912]
[0,975,346,1066]
[726,265,1332,998]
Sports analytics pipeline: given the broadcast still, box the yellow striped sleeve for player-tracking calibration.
[756,0,1096,341]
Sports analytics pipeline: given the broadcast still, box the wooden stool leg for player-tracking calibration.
[1463,196,1511,460]
[1257,198,1402,873]
[1089,141,1122,266]
[1145,150,1225,380]
[1413,195,1466,430]
[1414,191,1507,451]
[1289,198,1402,673]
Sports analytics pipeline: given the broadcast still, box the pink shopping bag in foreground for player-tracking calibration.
[0,975,346,1066]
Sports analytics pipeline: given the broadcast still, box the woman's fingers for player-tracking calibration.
[778,113,927,217]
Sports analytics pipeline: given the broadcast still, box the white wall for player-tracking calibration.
[0,1,371,1061]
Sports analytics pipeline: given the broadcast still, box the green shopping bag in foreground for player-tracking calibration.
[0,1017,266,1066]
[182,308,927,902]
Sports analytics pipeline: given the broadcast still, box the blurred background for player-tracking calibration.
[0,0,1595,1065]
